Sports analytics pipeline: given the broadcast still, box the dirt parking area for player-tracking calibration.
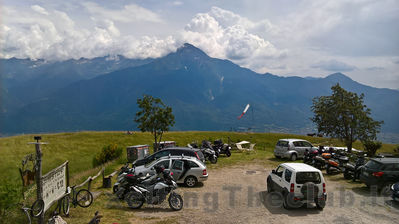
[126,164,399,224]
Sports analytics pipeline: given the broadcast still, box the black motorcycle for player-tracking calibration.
[303,148,319,165]
[213,139,232,157]
[202,140,220,157]
[343,155,366,181]
[188,142,217,164]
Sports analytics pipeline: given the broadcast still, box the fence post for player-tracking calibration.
[33,136,44,224]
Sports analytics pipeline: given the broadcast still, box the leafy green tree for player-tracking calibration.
[311,84,383,152]
[362,140,382,157]
[135,95,175,152]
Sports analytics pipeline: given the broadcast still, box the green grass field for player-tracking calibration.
[0,131,397,223]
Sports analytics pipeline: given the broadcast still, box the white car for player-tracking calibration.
[266,163,327,210]
[274,139,318,161]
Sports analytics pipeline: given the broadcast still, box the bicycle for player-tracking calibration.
[20,199,45,224]
[60,185,93,215]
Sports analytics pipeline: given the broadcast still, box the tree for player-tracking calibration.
[134,95,175,152]
[311,83,383,152]
[362,140,382,157]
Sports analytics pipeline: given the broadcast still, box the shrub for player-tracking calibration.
[362,140,382,157]
[92,144,123,167]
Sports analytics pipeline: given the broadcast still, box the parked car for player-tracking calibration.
[274,139,318,161]
[267,163,327,210]
[359,158,399,193]
[134,156,208,187]
[133,147,205,166]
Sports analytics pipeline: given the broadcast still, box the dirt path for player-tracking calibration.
[128,164,399,224]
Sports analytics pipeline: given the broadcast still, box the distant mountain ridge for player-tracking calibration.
[1,43,398,143]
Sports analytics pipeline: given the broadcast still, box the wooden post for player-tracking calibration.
[34,136,44,224]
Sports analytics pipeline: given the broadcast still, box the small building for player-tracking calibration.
[126,145,149,162]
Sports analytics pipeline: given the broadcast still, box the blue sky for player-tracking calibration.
[1,0,398,89]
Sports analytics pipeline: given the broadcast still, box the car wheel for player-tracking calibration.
[282,193,291,209]
[267,178,274,193]
[290,154,297,161]
[275,155,281,159]
[184,176,198,187]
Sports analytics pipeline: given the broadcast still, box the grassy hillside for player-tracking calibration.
[0,131,397,223]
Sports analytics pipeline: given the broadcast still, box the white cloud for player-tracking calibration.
[82,2,162,23]
[0,4,173,60]
[31,5,49,15]
[182,7,286,70]
[172,1,183,6]
[1,2,398,88]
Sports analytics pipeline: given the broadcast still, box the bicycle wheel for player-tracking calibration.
[21,208,32,224]
[76,189,93,208]
[62,195,70,215]
[30,199,44,218]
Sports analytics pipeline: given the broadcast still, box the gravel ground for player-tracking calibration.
[128,164,399,224]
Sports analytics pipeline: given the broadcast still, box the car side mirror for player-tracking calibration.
[272,170,276,174]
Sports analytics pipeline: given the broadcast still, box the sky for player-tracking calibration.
[1,0,399,89]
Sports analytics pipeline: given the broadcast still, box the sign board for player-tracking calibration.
[41,161,68,212]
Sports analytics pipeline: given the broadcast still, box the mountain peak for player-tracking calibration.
[325,72,353,82]
[176,43,208,58]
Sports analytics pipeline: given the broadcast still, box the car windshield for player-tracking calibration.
[296,172,321,184]
[364,160,383,170]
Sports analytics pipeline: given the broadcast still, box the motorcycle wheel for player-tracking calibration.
[210,156,217,164]
[168,192,183,211]
[343,170,352,180]
[113,185,118,193]
[125,191,144,209]
[226,150,231,157]
[326,165,332,175]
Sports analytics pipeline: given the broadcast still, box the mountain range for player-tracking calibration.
[1,43,398,142]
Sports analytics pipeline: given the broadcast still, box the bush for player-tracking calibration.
[362,140,382,157]
[92,144,123,167]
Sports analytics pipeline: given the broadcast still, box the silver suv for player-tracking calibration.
[274,139,317,161]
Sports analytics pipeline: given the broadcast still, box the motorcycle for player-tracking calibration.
[343,154,366,181]
[326,152,349,175]
[113,165,145,200]
[202,140,220,157]
[303,148,319,165]
[124,166,183,211]
[213,139,232,157]
[188,142,217,164]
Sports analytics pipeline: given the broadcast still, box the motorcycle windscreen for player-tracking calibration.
[171,160,184,181]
